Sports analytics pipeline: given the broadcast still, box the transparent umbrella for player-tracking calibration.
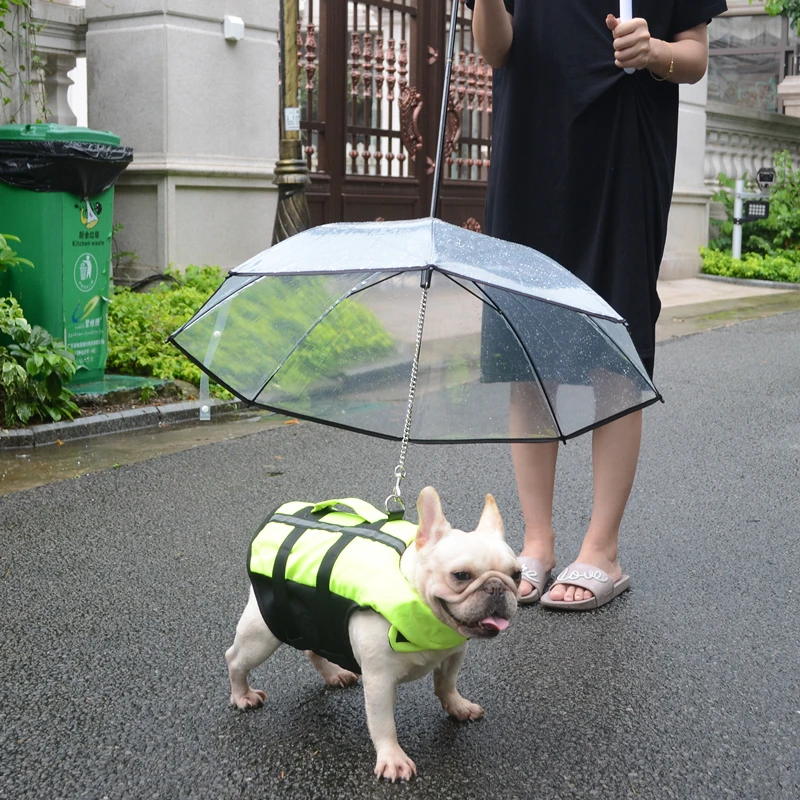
[168,5,662,510]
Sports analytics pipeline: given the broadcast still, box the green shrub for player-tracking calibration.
[710,151,800,255]
[107,266,229,392]
[0,296,80,427]
[107,266,396,398]
[700,247,800,283]
[757,1,800,31]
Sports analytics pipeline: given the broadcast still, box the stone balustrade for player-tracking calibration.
[29,0,86,126]
[705,100,800,184]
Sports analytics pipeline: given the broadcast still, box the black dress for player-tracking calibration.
[469,0,727,376]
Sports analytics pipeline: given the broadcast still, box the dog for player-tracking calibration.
[225,486,521,782]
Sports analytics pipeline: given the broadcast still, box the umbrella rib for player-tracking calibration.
[436,266,624,323]
[473,282,567,443]
[585,316,663,400]
[250,271,390,403]
[168,274,263,340]
[171,327,661,443]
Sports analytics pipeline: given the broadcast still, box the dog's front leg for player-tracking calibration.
[433,646,484,721]
[361,670,416,782]
[226,589,281,710]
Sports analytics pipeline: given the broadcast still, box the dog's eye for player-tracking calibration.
[511,570,522,584]
[452,571,471,582]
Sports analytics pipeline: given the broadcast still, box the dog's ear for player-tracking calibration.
[476,493,506,539]
[415,486,451,549]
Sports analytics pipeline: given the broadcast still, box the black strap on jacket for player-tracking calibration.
[265,504,409,666]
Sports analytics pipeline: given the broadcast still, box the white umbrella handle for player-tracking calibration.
[620,0,635,74]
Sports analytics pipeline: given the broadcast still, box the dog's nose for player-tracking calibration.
[482,577,507,595]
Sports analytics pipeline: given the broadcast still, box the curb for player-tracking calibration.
[698,273,800,291]
[0,398,244,450]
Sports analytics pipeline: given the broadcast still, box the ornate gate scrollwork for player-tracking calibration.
[399,85,424,162]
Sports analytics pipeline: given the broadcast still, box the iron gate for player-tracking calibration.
[295,0,492,229]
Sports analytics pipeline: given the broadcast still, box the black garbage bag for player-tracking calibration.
[0,140,133,196]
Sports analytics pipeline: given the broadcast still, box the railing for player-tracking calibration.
[10,0,87,126]
[705,99,800,184]
[294,0,492,185]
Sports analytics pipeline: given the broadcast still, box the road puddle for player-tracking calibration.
[0,411,288,495]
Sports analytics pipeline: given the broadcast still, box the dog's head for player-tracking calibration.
[409,486,520,639]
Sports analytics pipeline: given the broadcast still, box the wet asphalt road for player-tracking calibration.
[2,312,799,800]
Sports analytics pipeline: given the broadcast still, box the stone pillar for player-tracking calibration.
[84,0,280,282]
[777,76,800,118]
[661,75,714,280]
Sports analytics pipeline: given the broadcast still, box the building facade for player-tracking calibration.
[6,0,800,282]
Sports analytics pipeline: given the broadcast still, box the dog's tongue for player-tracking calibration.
[480,616,510,632]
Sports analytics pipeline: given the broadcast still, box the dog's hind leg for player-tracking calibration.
[226,588,280,710]
[305,651,360,688]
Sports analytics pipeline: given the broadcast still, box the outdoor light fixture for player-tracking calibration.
[223,15,245,42]
[756,167,776,190]
[741,199,770,222]
[731,175,773,259]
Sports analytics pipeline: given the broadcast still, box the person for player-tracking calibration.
[466,0,728,608]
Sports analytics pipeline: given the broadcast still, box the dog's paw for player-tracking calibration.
[230,689,266,710]
[442,696,484,721]
[375,747,417,782]
[325,669,359,688]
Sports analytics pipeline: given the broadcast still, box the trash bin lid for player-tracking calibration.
[0,123,121,146]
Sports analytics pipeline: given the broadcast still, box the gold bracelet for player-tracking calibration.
[649,41,674,82]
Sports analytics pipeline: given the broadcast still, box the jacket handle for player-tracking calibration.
[310,498,387,524]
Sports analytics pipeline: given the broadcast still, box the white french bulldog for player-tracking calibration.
[226,486,521,782]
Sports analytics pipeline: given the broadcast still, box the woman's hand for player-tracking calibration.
[606,14,652,71]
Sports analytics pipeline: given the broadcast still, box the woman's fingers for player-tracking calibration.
[611,18,652,70]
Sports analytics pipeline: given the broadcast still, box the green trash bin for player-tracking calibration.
[0,123,133,384]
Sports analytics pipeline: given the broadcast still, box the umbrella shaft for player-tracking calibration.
[430,1,461,218]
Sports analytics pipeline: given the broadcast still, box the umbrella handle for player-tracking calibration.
[620,0,635,75]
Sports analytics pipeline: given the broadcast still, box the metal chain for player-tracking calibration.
[385,283,428,514]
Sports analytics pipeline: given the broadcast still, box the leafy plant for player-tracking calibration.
[139,381,157,404]
[111,222,138,273]
[0,295,80,427]
[709,151,800,255]
[0,232,33,272]
[0,0,50,124]
[754,1,800,30]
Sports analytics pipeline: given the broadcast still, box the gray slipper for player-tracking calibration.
[540,561,630,611]
[517,557,552,606]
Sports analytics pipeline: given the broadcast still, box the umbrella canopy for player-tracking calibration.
[169,217,661,444]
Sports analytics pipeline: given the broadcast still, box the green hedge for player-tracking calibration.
[107,266,226,391]
[107,266,395,396]
[700,247,800,284]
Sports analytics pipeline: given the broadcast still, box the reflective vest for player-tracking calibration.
[248,498,467,674]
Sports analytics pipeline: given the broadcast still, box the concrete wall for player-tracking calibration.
[84,0,279,281]
[663,76,713,280]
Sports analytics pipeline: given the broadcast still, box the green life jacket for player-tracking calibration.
[248,497,467,674]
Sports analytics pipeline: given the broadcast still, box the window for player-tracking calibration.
[708,14,799,113]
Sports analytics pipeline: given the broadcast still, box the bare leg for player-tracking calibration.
[226,589,281,709]
[548,409,642,602]
[510,382,559,598]
[306,651,360,688]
